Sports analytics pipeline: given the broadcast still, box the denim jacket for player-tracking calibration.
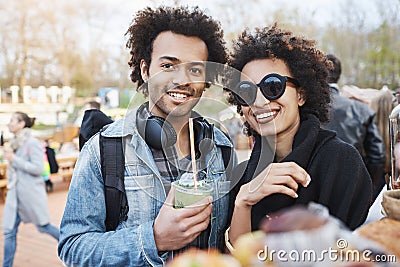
[58,108,234,267]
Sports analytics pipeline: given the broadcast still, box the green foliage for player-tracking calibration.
[71,71,94,97]
[32,122,56,130]
[119,88,136,108]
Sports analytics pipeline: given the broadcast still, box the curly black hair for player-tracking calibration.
[227,24,331,135]
[125,6,227,97]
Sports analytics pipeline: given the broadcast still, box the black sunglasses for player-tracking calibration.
[230,73,300,106]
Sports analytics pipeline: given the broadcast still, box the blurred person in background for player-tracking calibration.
[2,112,59,267]
[73,100,101,128]
[83,100,101,110]
[42,139,59,192]
[368,87,395,187]
[324,54,385,199]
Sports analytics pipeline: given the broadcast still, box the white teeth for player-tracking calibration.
[169,93,188,99]
[256,111,276,119]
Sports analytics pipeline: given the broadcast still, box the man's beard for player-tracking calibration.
[153,96,200,118]
[150,85,202,118]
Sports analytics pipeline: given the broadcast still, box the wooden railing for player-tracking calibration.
[54,156,78,182]
[0,162,8,203]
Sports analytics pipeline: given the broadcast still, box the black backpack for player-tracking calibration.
[79,109,234,231]
[46,147,59,174]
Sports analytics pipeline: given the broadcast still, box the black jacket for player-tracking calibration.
[324,86,385,191]
[229,113,372,231]
[45,146,59,174]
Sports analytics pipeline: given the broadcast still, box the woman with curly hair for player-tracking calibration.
[225,24,372,249]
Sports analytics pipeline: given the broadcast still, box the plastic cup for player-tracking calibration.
[172,175,212,208]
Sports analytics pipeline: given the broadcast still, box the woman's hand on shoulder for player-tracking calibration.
[235,162,311,207]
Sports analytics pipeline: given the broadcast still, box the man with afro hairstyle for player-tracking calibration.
[59,6,233,267]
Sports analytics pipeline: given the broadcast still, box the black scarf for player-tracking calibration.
[241,113,332,229]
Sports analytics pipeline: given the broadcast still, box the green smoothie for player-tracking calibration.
[173,174,212,208]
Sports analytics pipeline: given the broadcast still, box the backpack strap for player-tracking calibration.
[99,129,129,231]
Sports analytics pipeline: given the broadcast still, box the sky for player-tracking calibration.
[100,0,381,53]
[115,0,380,28]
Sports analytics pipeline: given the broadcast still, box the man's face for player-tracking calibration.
[140,31,208,119]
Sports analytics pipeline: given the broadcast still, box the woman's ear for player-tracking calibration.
[140,59,149,82]
[297,89,306,107]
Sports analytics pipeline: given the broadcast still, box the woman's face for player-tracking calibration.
[240,58,305,139]
[8,114,25,134]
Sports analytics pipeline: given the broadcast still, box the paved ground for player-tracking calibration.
[0,149,251,266]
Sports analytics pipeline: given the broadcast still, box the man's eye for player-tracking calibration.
[190,67,203,75]
[161,63,175,70]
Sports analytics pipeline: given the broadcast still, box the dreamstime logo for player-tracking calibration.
[257,238,397,264]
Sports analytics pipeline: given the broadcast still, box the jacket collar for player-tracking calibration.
[285,113,323,169]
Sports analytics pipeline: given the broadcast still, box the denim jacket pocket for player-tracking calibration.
[124,174,157,227]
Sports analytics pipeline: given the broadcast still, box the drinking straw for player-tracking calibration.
[188,118,198,190]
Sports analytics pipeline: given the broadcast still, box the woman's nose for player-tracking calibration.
[252,88,270,107]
